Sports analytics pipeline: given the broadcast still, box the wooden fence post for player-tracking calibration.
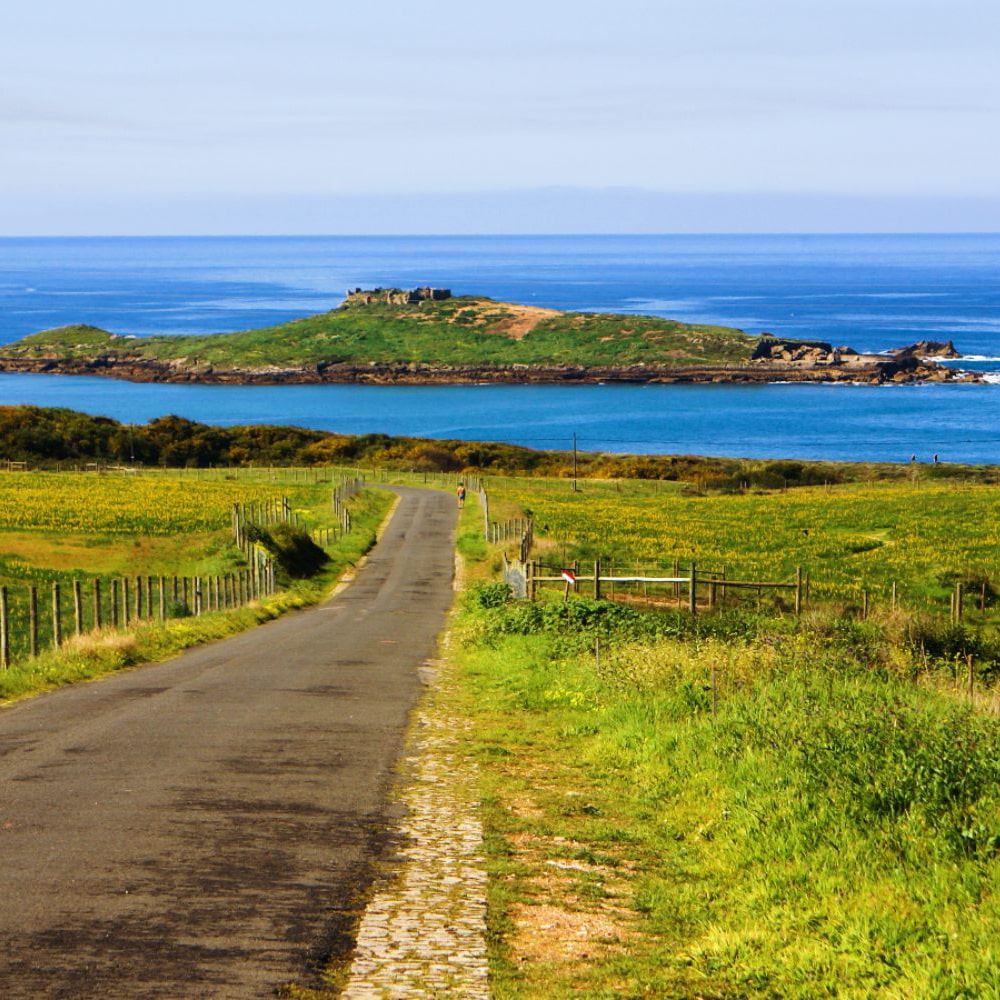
[594,559,602,601]
[29,585,38,657]
[111,579,119,628]
[93,579,102,630]
[794,566,802,616]
[73,579,83,636]
[158,576,166,620]
[52,582,62,649]
[0,586,9,669]
[689,563,697,616]
[121,577,130,626]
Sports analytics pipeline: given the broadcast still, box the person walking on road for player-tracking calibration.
[457,482,467,508]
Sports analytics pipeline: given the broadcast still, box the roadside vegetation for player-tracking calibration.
[446,477,1000,996]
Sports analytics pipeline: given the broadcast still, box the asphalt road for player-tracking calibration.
[0,486,457,998]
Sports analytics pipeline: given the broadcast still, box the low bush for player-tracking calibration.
[246,523,328,579]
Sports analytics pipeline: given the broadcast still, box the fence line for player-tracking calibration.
[332,475,365,535]
[504,556,806,616]
[480,487,534,561]
[0,567,277,670]
[0,478,376,671]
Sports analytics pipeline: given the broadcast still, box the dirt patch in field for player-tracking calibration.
[509,902,634,963]
[486,304,561,340]
[508,796,545,820]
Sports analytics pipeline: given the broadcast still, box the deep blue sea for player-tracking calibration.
[1,234,999,463]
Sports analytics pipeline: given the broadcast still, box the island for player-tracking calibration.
[0,286,973,385]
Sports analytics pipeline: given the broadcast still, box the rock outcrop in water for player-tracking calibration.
[887,340,961,359]
[747,338,962,383]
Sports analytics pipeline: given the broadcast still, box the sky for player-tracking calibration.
[2,0,999,234]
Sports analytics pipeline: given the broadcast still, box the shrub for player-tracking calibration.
[466,582,513,609]
[246,523,328,579]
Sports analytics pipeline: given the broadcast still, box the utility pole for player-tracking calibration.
[573,432,578,492]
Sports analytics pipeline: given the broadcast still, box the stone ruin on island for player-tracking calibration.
[345,286,452,306]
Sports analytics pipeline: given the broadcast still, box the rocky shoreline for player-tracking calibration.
[0,343,976,386]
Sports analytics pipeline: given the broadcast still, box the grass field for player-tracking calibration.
[0,469,391,699]
[0,471,322,604]
[445,484,1000,996]
[488,476,1000,614]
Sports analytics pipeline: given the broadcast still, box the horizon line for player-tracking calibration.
[2,230,1000,240]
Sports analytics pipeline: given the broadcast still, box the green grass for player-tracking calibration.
[2,296,756,370]
[0,485,393,702]
[492,477,1000,616]
[448,592,1000,997]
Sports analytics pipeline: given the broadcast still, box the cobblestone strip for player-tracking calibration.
[341,695,490,999]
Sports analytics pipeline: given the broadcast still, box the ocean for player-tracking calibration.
[1,234,998,462]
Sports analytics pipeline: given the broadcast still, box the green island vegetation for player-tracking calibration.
[5,408,1000,993]
[0,467,391,702]
[1,293,754,369]
[442,476,1000,996]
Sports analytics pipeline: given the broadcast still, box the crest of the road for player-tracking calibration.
[0,486,456,998]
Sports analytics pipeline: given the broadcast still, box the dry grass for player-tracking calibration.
[61,629,140,659]
[509,903,633,964]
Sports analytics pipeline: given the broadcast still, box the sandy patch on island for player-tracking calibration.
[480,303,560,340]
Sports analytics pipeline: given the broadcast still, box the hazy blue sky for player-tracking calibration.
[3,0,999,233]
